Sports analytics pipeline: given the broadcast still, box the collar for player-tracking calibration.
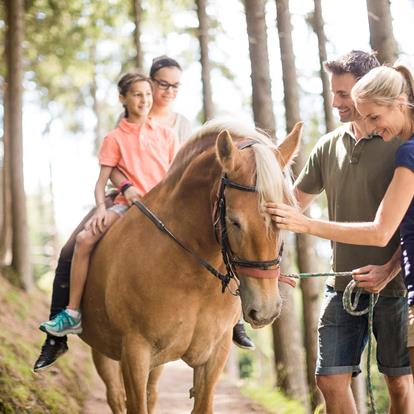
[342,122,378,142]
[119,116,155,134]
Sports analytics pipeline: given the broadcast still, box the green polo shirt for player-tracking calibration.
[296,124,406,297]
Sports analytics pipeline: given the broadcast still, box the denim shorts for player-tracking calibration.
[408,306,414,347]
[316,285,411,377]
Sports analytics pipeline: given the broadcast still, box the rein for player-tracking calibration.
[132,199,235,294]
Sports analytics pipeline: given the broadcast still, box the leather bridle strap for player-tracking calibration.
[132,200,232,292]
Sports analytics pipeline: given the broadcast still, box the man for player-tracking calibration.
[295,51,412,413]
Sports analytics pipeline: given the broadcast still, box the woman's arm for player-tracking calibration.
[266,166,414,246]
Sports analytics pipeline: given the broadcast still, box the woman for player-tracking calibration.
[266,63,414,376]
[149,55,192,144]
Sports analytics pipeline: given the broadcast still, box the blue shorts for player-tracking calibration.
[316,286,411,377]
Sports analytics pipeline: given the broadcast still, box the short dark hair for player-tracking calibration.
[150,55,182,78]
[324,50,380,80]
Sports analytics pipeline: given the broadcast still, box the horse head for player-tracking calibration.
[215,122,302,328]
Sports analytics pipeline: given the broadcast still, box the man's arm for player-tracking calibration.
[294,187,318,212]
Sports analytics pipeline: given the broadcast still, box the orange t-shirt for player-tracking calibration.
[99,117,179,204]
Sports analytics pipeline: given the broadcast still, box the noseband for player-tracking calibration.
[132,139,284,294]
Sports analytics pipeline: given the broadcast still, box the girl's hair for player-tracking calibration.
[149,55,182,78]
[117,72,152,96]
[351,63,414,111]
[117,72,152,117]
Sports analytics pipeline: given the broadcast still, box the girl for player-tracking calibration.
[266,63,414,376]
[40,72,178,336]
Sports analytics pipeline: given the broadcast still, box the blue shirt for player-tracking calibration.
[395,134,414,305]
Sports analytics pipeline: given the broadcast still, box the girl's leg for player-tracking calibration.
[70,210,121,309]
[40,210,121,336]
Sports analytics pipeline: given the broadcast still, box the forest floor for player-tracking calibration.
[83,358,270,414]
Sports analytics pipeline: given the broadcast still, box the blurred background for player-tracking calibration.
[1,0,414,413]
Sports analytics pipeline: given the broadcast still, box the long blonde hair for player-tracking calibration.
[351,64,414,112]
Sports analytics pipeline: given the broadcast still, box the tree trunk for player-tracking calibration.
[0,83,12,267]
[132,0,144,69]
[275,0,319,410]
[196,0,214,122]
[5,0,33,290]
[366,0,398,64]
[312,0,335,133]
[243,0,276,139]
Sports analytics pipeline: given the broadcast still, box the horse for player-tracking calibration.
[79,119,302,414]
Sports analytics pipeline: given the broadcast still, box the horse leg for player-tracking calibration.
[191,332,233,414]
[147,365,164,414]
[91,349,126,414]
[121,335,151,414]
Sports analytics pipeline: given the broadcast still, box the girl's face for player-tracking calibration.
[151,67,182,108]
[356,100,406,141]
[120,80,153,121]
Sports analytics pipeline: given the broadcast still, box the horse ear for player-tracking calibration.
[216,129,240,172]
[274,122,303,168]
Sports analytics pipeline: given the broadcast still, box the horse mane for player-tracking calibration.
[167,119,295,224]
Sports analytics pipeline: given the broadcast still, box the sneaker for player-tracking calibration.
[33,337,68,372]
[232,323,256,350]
[39,309,82,337]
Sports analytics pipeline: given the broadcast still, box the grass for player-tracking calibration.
[241,383,307,414]
[0,275,93,413]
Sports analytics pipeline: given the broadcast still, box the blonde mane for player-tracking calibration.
[169,119,295,226]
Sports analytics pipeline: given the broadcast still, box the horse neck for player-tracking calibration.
[147,153,222,263]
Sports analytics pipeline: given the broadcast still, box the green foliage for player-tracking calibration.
[242,383,306,414]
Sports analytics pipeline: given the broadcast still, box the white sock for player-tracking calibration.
[66,308,81,319]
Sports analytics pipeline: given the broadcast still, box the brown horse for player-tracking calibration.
[80,119,302,414]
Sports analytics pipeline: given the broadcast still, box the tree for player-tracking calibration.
[196,0,214,122]
[366,0,398,64]
[311,0,335,133]
[3,0,32,290]
[132,0,144,69]
[275,0,322,410]
[243,0,276,139]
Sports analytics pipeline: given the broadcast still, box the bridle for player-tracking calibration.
[132,140,284,295]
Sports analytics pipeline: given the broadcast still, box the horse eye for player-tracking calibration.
[230,218,241,229]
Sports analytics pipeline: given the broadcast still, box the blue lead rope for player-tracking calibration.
[286,272,378,414]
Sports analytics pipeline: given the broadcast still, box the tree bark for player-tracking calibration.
[366,0,398,64]
[275,0,320,410]
[196,0,214,122]
[132,0,144,69]
[244,0,276,139]
[5,0,33,290]
[312,0,335,133]
[0,82,12,267]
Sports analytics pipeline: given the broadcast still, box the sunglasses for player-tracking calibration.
[152,78,180,91]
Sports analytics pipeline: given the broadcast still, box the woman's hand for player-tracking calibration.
[85,204,110,235]
[265,202,311,233]
[123,186,141,205]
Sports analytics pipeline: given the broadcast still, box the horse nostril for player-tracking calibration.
[249,309,258,322]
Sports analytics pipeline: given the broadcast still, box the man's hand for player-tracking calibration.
[123,186,141,205]
[352,263,393,294]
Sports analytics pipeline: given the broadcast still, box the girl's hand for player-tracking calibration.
[123,185,141,205]
[85,204,109,235]
[265,202,310,233]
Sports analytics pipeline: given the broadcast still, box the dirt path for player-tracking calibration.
[83,360,269,414]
